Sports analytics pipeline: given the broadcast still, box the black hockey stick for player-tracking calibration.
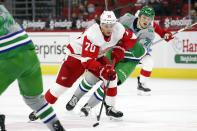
[93,59,116,127]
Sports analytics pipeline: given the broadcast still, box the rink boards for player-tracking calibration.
[40,65,197,79]
[27,31,197,79]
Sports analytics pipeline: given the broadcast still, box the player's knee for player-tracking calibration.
[141,56,154,70]
[85,72,100,85]
[23,95,46,111]
[45,83,68,104]
[50,83,68,97]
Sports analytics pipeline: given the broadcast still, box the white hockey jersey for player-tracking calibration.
[66,22,137,62]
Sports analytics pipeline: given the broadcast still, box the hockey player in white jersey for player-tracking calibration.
[44,10,138,118]
[65,6,174,118]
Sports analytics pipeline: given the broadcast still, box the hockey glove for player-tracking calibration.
[164,30,174,42]
[111,46,125,63]
[100,65,116,81]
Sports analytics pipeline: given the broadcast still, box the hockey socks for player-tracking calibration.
[76,79,93,98]
[45,90,57,104]
[66,79,94,111]
[81,86,120,117]
[45,84,68,104]
[140,69,152,83]
[93,85,117,102]
[35,102,64,131]
[36,103,56,123]
[80,86,103,116]
[93,85,104,101]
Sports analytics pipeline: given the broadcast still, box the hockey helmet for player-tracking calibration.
[100,11,117,24]
[139,6,155,18]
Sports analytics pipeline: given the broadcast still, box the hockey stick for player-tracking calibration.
[105,0,108,10]
[153,22,197,45]
[93,58,116,127]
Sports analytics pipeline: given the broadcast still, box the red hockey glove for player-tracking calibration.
[164,30,174,42]
[100,65,116,81]
[111,46,125,63]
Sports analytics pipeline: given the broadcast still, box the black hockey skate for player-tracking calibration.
[104,103,123,119]
[53,120,65,131]
[29,111,38,121]
[137,77,151,92]
[80,103,92,116]
[0,114,6,131]
[66,95,79,111]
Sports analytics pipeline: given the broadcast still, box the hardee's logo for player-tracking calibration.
[182,39,197,53]
[172,37,197,64]
[171,37,197,53]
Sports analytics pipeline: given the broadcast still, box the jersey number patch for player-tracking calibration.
[84,41,96,52]
[82,36,99,58]
[144,37,151,47]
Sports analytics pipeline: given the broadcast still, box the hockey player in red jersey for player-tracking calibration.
[44,10,138,116]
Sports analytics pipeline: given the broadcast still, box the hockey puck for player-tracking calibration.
[93,122,99,127]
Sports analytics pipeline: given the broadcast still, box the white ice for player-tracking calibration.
[0,75,197,131]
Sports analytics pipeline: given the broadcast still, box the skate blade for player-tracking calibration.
[79,110,92,118]
[79,112,88,117]
[27,120,40,123]
[108,116,123,121]
[137,90,151,96]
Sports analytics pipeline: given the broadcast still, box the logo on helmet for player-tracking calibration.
[139,6,155,18]
[100,11,117,24]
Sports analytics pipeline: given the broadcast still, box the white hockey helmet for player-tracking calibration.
[100,11,117,24]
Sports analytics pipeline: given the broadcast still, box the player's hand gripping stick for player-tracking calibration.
[93,58,116,127]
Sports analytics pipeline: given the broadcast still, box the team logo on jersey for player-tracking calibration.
[107,15,111,18]
[61,77,67,80]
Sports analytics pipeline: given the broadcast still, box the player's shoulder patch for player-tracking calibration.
[147,25,154,33]
[148,28,153,32]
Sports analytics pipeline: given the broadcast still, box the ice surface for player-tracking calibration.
[0,75,197,131]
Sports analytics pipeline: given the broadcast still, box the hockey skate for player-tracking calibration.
[0,114,6,131]
[53,120,65,131]
[137,77,151,96]
[104,103,123,120]
[29,111,38,121]
[80,103,92,117]
[66,95,79,111]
